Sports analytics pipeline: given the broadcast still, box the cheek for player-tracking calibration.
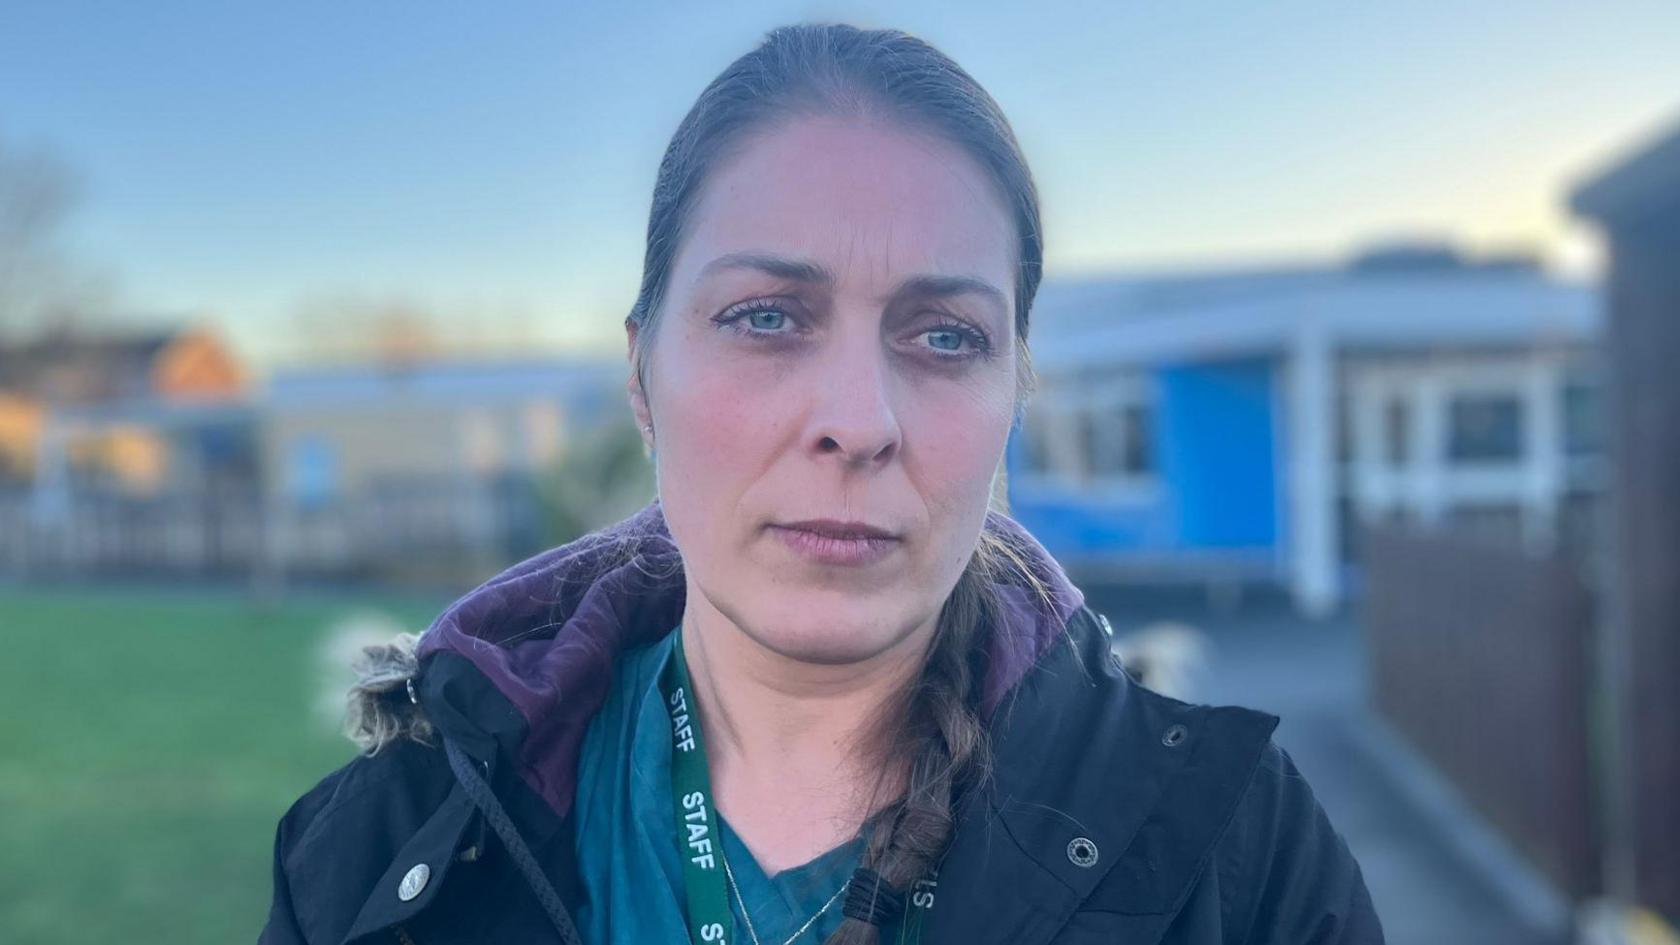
[647,324,788,495]
[902,380,1015,512]
[662,370,750,458]
[898,393,1011,601]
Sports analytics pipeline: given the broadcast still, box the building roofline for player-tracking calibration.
[1571,113,1680,226]
[1030,277,1598,372]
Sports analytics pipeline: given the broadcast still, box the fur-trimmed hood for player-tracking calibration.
[346,499,1084,819]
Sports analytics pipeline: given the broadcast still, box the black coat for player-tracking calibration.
[260,605,1383,944]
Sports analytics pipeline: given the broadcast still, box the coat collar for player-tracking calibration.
[341,650,571,944]
[347,609,1281,945]
[923,608,1280,945]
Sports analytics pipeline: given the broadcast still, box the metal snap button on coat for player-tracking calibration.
[398,863,430,902]
[1161,724,1189,747]
[1067,836,1100,868]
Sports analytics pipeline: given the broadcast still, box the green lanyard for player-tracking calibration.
[659,631,928,945]
[660,632,736,945]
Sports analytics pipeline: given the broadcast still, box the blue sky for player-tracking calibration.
[2,0,1677,368]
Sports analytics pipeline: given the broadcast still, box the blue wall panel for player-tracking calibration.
[1006,357,1280,562]
[1157,359,1279,549]
[1005,489,1175,554]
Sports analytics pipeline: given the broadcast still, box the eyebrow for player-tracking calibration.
[695,252,1009,314]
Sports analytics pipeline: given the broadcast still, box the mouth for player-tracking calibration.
[768,518,902,566]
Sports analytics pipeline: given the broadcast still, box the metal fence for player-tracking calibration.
[0,484,264,577]
[0,474,551,585]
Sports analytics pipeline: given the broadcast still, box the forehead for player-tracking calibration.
[674,115,1017,293]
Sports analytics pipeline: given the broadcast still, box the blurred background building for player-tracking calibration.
[1012,243,1602,615]
[260,356,621,582]
[0,337,630,584]
[1572,116,1680,937]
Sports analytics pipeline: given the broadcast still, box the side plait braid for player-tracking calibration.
[826,526,1051,945]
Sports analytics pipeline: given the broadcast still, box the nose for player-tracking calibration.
[807,342,901,468]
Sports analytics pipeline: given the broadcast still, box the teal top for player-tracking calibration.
[573,629,902,945]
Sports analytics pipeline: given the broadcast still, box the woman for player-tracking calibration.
[262,23,1382,945]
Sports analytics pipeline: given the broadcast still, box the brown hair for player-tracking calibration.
[626,24,1049,943]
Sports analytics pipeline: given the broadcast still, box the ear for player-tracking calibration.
[626,319,654,451]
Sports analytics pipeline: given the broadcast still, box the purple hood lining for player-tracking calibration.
[414,499,1085,819]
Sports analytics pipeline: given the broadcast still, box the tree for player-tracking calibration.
[536,416,657,545]
[0,134,85,340]
[291,294,447,366]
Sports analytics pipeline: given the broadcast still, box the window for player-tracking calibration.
[1119,403,1155,476]
[1447,393,1523,463]
[1561,380,1602,459]
[288,436,340,507]
[1020,401,1062,475]
[1018,377,1156,487]
[1080,402,1152,478]
[1383,397,1410,466]
[1072,407,1102,477]
[1334,393,1353,465]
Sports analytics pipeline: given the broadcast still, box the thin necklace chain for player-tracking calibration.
[721,850,849,945]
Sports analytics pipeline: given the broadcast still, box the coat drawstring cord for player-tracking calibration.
[444,739,585,945]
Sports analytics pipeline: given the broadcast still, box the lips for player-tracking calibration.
[776,519,898,540]
[768,519,902,566]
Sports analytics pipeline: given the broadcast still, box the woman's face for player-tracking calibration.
[630,114,1020,666]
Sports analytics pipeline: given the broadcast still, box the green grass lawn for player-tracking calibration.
[0,585,446,944]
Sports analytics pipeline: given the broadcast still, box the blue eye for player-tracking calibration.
[713,300,803,340]
[926,329,965,351]
[915,319,993,360]
[747,309,786,331]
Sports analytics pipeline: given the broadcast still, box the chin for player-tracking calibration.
[736,592,928,667]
